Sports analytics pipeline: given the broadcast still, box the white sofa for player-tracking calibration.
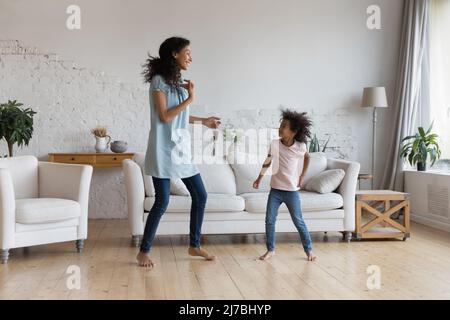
[123,152,360,246]
[0,155,93,263]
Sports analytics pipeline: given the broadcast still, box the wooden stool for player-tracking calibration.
[355,190,410,241]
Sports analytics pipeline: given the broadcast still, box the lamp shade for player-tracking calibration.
[361,87,388,108]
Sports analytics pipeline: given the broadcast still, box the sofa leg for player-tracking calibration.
[345,231,352,243]
[76,240,85,253]
[1,249,9,264]
[132,235,141,247]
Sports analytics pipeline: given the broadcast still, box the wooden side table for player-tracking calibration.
[354,190,410,241]
[48,152,135,168]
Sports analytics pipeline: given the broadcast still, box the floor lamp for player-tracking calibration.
[361,87,388,190]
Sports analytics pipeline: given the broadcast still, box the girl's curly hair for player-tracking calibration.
[142,36,190,87]
[280,108,312,143]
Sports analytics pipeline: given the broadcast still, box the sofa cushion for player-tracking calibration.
[228,152,271,194]
[169,162,237,196]
[15,198,81,224]
[197,163,237,194]
[240,191,343,213]
[170,179,190,196]
[304,169,345,194]
[144,194,245,213]
[133,152,154,196]
[302,152,328,184]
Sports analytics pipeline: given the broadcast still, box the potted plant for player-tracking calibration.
[0,100,37,157]
[308,134,330,153]
[400,122,441,171]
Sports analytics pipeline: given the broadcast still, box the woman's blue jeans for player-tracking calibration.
[265,188,313,253]
[140,173,207,253]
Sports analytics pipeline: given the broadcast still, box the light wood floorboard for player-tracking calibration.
[1,220,449,300]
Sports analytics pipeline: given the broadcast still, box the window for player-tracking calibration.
[429,0,450,169]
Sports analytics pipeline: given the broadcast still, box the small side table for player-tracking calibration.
[354,190,410,241]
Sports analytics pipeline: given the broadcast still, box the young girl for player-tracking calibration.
[253,109,317,262]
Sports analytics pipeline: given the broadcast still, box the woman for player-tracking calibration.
[138,37,221,268]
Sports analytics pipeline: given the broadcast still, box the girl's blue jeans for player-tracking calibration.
[265,187,313,253]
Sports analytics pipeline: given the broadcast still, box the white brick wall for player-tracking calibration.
[0,40,355,219]
[0,40,148,219]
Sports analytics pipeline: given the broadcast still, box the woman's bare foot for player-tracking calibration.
[136,251,155,268]
[306,251,317,261]
[259,250,275,261]
[188,247,216,261]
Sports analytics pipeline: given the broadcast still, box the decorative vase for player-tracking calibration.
[110,140,128,153]
[94,135,111,153]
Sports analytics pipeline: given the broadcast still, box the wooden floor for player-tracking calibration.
[1,220,450,300]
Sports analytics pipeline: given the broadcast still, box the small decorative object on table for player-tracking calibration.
[91,125,111,153]
[110,140,128,153]
[354,190,410,241]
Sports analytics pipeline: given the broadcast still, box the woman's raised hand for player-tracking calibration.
[203,117,221,129]
[182,79,194,101]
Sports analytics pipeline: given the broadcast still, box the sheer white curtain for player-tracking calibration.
[380,0,429,190]
[429,0,450,161]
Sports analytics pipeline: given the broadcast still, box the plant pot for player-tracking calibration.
[417,162,426,171]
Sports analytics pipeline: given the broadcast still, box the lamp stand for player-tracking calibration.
[371,107,377,190]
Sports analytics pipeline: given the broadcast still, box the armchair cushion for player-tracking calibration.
[15,198,81,224]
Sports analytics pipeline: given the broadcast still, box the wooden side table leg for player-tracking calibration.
[404,200,411,240]
[355,200,362,240]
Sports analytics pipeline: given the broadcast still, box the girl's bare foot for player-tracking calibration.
[188,247,216,261]
[259,250,275,261]
[306,251,317,261]
[136,251,155,268]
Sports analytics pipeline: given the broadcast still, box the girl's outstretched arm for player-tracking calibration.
[253,147,272,189]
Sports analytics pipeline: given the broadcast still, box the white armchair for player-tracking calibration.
[0,155,93,263]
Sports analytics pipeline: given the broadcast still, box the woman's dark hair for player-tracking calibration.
[280,108,312,143]
[142,36,190,87]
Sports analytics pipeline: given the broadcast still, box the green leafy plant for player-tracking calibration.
[400,122,441,171]
[0,100,37,157]
[308,134,330,153]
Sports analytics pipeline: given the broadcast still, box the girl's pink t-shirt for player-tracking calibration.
[269,138,307,191]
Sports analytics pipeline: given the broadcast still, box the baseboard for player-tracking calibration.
[411,213,450,233]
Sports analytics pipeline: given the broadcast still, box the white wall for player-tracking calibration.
[0,0,403,218]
